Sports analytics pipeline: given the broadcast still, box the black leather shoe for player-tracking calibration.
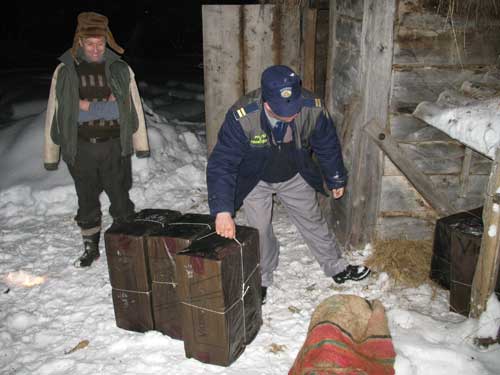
[261,286,268,305]
[333,265,371,284]
[76,233,100,268]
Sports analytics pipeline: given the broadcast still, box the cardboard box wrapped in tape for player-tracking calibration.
[104,209,182,332]
[430,207,483,289]
[146,213,215,339]
[430,207,500,316]
[176,226,262,366]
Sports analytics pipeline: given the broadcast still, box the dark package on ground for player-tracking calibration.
[104,209,182,332]
[449,226,500,316]
[176,226,262,367]
[112,289,154,332]
[430,207,483,289]
[152,282,183,339]
[105,209,182,291]
[147,213,215,339]
[430,207,500,316]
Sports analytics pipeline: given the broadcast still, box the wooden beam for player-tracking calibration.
[347,0,397,247]
[364,120,455,217]
[470,148,500,318]
[279,5,302,75]
[379,210,438,221]
[243,5,276,92]
[302,7,317,91]
[460,147,473,198]
[202,5,243,155]
[324,0,337,114]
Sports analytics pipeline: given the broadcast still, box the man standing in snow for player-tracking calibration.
[207,65,370,304]
[43,12,149,267]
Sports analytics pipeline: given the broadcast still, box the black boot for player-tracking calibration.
[76,232,100,267]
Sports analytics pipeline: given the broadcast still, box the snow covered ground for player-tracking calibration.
[1,76,500,375]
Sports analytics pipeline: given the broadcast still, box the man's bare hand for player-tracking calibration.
[215,212,236,239]
[108,94,116,101]
[79,99,90,111]
[332,187,345,199]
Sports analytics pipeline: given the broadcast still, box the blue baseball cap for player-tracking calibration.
[261,65,303,117]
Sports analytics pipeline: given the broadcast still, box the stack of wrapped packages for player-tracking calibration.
[104,209,262,366]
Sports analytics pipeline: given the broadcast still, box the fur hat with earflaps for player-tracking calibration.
[71,12,125,58]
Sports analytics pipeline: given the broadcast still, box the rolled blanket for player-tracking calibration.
[289,294,396,375]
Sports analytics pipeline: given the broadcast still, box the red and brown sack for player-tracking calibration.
[289,294,396,375]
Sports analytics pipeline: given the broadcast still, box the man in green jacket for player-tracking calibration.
[44,12,150,267]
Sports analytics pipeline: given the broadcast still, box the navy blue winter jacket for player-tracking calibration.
[207,93,347,216]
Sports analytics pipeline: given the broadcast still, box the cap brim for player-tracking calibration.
[267,96,303,117]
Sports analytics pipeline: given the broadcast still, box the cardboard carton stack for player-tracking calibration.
[104,209,182,331]
[176,226,262,366]
[104,210,262,366]
[146,213,215,339]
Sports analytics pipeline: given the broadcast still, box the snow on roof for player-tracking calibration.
[413,78,500,160]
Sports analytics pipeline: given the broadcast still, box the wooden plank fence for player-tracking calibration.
[203,4,306,154]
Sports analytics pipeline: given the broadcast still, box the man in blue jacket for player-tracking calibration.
[207,65,370,304]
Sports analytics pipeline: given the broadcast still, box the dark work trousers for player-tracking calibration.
[67,138,135,234]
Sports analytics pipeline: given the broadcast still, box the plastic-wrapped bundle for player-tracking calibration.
[430,207,500,316]
[146,213,215,339]
[104,209,182,332]
[176,227,262,366]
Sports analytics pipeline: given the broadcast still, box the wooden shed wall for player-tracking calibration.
[203,4,302,154]
[203,3,328,155]
[326,0,364,127]
[314,5,330,97]
[378,0,499,240]
[326,0,500,245]
[324,0,365,245]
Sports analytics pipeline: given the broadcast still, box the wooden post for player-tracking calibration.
[324,0,337,114]
[347,0,397,247]
[243,6,276,93]
[279,4,302,75]
[470,148,500,318]
[459,147,473,198]
[202,5,243,155]
[302,7,317,91]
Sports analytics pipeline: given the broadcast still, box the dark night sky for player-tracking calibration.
[1,1,259,76]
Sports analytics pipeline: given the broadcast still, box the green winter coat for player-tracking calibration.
[43,48,149,169]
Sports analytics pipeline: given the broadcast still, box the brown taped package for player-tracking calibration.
[449,227,500,316]
[104,209,182,332]
[176,226,262,366]
[431,207,500,316]
[147,213,215,339]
